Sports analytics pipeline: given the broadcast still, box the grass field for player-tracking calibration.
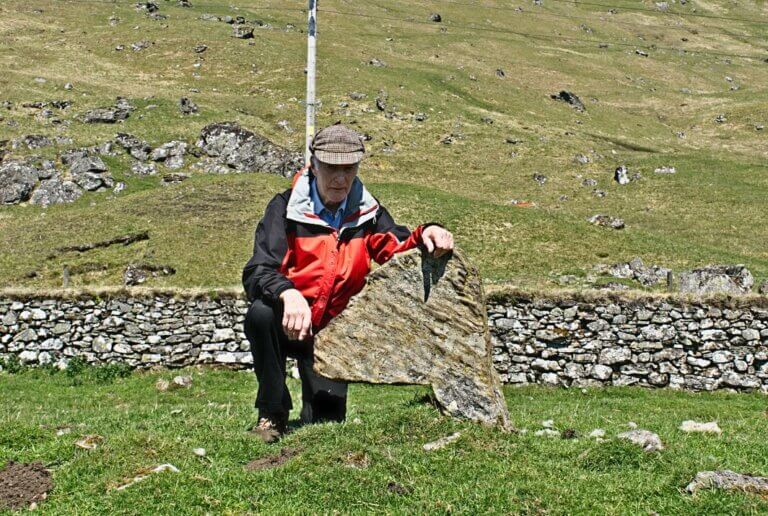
[1,365,768,514]
[1,0,767,291]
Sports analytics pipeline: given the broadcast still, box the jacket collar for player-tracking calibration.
[286,167,379,232]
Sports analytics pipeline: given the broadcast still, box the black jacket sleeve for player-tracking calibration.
[367,202,444,265]
[242,193,295,304]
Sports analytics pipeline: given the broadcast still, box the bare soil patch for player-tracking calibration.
[244,448,299,472]
[0,461,53,510]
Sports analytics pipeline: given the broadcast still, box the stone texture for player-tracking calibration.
[617,429,664,452]
[686,470,768,495]
[29,178,82,207]
[1,290,767,394]
[313,249,512,429]
[678,265,754,295]
[0,161,38,204]
[194,122,302,177]
[679,420,722,434]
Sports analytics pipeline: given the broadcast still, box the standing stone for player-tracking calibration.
[313,249,512,430]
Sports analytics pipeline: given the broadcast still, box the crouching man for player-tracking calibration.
[242,124,453,442]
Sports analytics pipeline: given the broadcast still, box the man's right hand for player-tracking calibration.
[279,289,312,341]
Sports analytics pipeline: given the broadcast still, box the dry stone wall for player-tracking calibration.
[1,290,767,393]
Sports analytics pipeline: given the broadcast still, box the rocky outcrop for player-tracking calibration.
[194,122,302,177]
[29,178,82,207]
[0,161,38,204]
[312,249,512,429]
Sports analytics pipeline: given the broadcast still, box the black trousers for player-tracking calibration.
[243,298,348,424]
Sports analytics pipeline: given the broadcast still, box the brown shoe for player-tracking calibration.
[250,413,288,444]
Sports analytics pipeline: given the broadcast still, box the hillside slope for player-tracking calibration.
[1,0,767,290]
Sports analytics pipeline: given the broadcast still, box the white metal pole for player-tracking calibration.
[305,0,318,166]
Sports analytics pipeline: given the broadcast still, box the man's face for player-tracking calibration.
[312,158,359,207]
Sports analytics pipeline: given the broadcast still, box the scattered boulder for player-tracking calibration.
[582,178,597,187]
[37,160,57,180]
[194,121,302,177]
[496,68,506,78]
[714,113,727,124]
[679,420,722,434]
[150,141,187,169]
[654,166,676,174]
[193,44,207,53]
[614,165,629,185]
[617,429,664,452]
[313,249,512,429]
[131,40,152,52]
[69,155,106,176]
[83,107,129,124]
[12,135,53,150]
[686,470,768,495]
[678,265,754,295]
[83,98,134,124]
[179,97,198,115]
[0,161,38,204]
[758,280,768,295]
[550,90,585,112]
[608,257,670,286]
[532,173,547,186]
[29,178,82,207]
[130,163,156,177]
[135,1,159,13]
[69,156,114,191]
[123,263,176,285]
[428,13,442,22]
[349,92,367,100]
[60,149,89,165]
[115,132,152,161]
[574,154,591,164]
[232,24,254,39]
[368,58,386,67]
[587,214,625,230]
[162,172,189,184]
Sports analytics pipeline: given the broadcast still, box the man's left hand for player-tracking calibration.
[422,226,454,258]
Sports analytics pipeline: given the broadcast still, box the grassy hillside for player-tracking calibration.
[1,0,767,290]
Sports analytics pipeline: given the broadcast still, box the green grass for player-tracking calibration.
[1,0,768,291]
[1,366,768,514]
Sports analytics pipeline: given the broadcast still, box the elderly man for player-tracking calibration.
[242,123,454,442]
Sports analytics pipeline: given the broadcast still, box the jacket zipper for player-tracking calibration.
[312,227,343,328]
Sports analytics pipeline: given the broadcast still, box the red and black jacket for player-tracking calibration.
[242,167,433,331]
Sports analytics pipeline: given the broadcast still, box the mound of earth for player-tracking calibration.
[0,461,53,510]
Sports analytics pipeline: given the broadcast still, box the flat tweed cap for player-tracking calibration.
[310,124,365,165]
